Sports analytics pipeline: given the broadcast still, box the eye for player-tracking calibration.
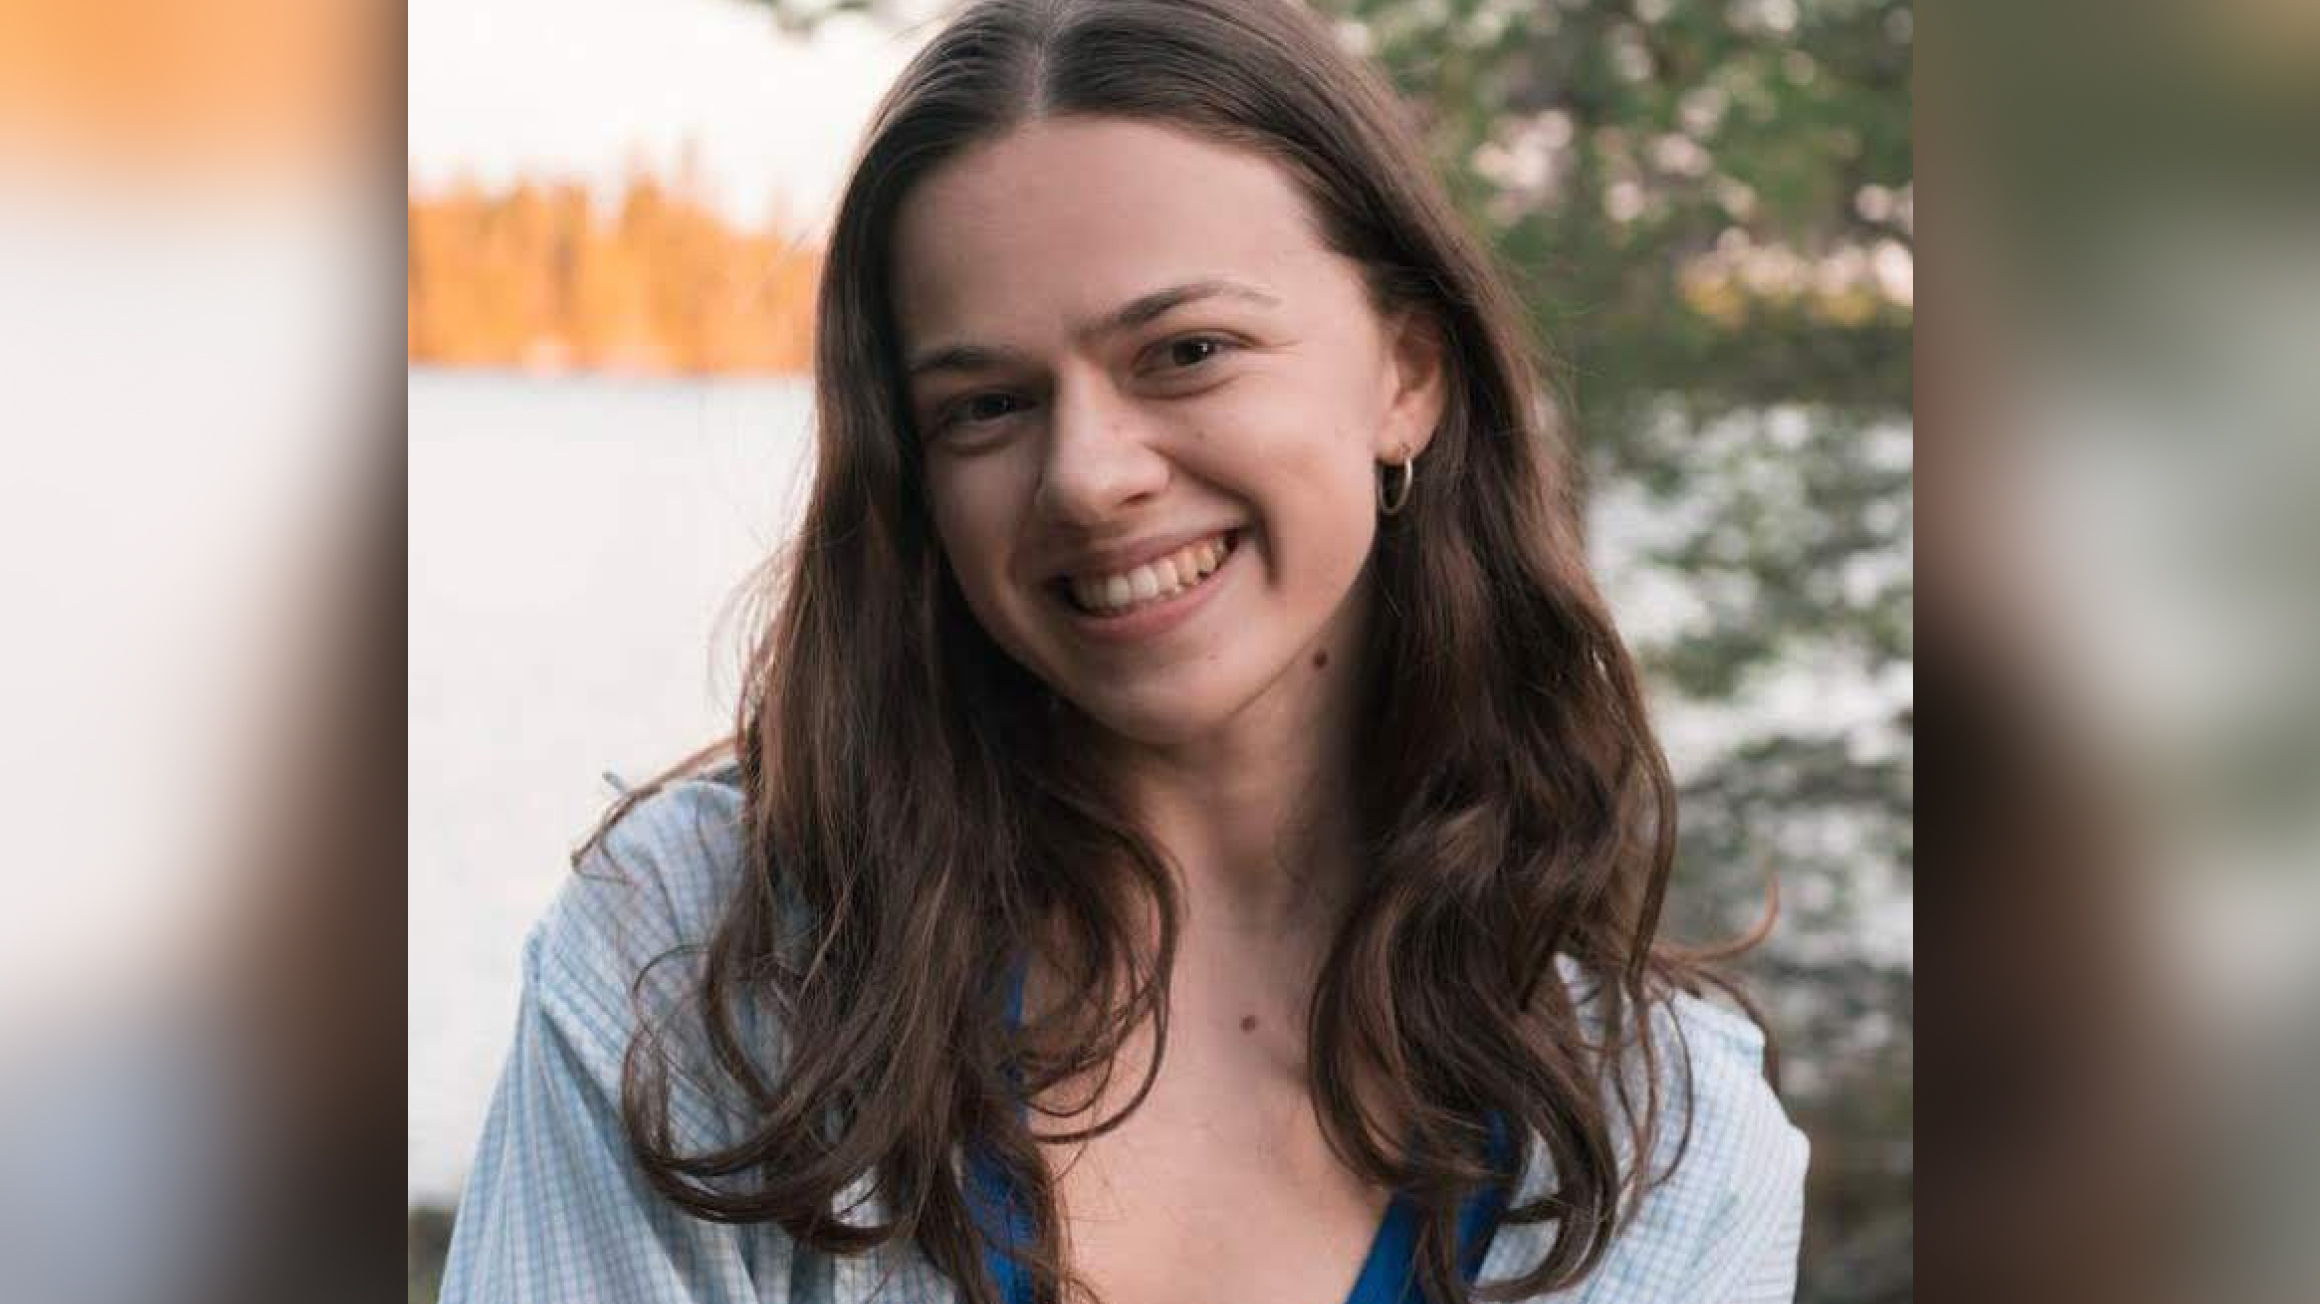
[1157,335,1233,371]
[937,391,1033,432]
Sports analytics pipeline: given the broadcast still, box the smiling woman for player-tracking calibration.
[439,2,1806,1303]
[897,118,1443,748]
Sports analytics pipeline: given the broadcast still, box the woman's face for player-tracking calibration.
[891,116,1442,749]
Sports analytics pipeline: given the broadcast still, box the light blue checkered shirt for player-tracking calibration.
[440,776,1807,1303]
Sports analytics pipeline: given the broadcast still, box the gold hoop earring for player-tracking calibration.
[1378,450,1416,516]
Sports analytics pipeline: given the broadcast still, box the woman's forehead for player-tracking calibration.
[888,117,1341,346]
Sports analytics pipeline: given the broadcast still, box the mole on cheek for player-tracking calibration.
[1239,1015,1259,1033]
[1312,651,1329,670]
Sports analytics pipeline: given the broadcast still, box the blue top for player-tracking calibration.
[966,962,1513,1304]
[439,776,1810,1302]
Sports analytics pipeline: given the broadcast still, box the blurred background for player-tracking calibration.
[12,0,2317,1298]
[1,0,396,1300]
[406,0,1914,1299]
[5,0,2312,1298]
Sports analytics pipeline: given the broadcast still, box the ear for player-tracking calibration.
[1376,309,1449,463]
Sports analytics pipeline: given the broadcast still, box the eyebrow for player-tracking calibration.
[904,279,1281,380]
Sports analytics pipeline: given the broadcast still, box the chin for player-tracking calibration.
[1063,680,1245,751]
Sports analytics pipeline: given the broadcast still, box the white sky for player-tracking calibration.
[408,0,931,234]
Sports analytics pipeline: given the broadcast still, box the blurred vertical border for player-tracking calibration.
[1922,1,2320,1302]
[0,0,407,1299]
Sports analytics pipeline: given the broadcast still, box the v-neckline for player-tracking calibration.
[1345,1190,1424,1304]
[972,959,1512,1304]
[1340,1159,1510,1304]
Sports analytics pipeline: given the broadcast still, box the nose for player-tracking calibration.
[1033,370,1170,526]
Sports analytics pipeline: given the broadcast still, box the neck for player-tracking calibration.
[1084,616,1371,961]
[1039,699,1360,1090]
[1116,729,1358,940]
[1028,583,1380,1058]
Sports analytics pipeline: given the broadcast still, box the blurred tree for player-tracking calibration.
[407,166,822,376]
[728,1,1914,1300]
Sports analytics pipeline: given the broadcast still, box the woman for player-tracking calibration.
[441,1,1807,1301]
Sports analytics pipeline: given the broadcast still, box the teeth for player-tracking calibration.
[1067,533,1233,616]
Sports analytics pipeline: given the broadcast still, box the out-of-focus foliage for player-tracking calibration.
[733,1,1914,1300]
[408,161,822,376]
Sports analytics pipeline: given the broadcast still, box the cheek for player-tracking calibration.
[1211,377,1375,475]
[1259,391,1390,516]
[1197,433,1377,587]
[926,465,1035,630]
[926,464,1010,568]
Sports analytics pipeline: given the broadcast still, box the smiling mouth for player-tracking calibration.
[1056,530,1241,618]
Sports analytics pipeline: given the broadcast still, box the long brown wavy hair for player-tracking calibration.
[598,2,1768,1302]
